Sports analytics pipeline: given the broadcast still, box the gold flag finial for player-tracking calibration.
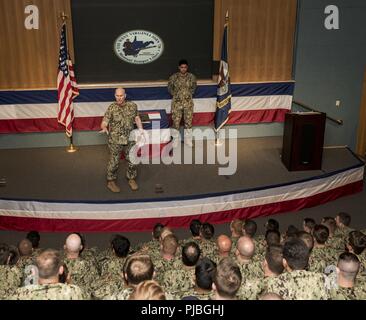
[225,10,229,22]
[60,12,68,22]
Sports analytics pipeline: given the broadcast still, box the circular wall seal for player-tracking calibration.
[114,30,164,64]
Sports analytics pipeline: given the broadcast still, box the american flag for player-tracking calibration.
[214,12,232,132]
[57,23,79,137]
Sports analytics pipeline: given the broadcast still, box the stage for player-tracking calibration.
[0,137,364,232]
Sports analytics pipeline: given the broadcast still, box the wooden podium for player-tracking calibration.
[282,112,326,171]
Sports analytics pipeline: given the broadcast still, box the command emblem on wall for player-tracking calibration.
[114,30,164,64]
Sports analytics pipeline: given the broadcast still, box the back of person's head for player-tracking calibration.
[260,292,284,300]
[230,219,243,236]
[337,252,360,282]
[321,217,336,235]
[159,227,173,242]
[0,243,10,265]
[7,245,19,266]
[129,280,166,300]
[189,220,202,237]
[303,218,316,233]
[348,231,366,255]
[266,219,279,231]
[195,258,216,290]
[236,236,255,259]
[182,242,201,267]
[124,255,154,286]
[111,235,130,258]
[217,235,232,254]
[200,223,215,240]
[213,258,242,299]
[337,212,351,227]
[26,231,40,249]
[152,223,165,240]
[18,239,33,256]
[243,220,257,238]
[265,230,281,246]
[265,245,284,275]
[65,233,82,254]
[313,224,329,245]
[297,231,314,252]
[36,249,62,280]
[283,238,310,271]
[162,234,178,256]
[285,225,299,239]
[0,244,18,266]
[73,232,86,254]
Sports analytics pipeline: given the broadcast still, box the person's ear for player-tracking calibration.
[282,258,288,270]
[63,244,66,251]
[6,255,11,265]
[212,283,217,292]
[152,271,156,279]
[80,245,83,251]
[58,265,64,275]
[336,266,340,276]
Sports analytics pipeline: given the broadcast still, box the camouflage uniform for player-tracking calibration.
[0,265,22,299]
[265,270,330,300]
[308,247,339,273]
[92,273,125,300]
[104,287,133,300]
[199,240,217,260]
[103,101,139,181]
[9,283,86,300]
[161,261,195,296]
[16,256,36,285]
[63,257,100,296]
[153,257,180,284]
[179,288,213,300]
[329,285,366,300]
[167,72,197,130]
[236,260,264,281]
[99,256,127,277]
[237,276,271,300]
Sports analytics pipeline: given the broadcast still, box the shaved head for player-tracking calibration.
[338,252,360,281]
[65,233,82,254]
[18,239,33,256]
[236,236,255,258]
[217,235,232,254]
[36,249,62,279]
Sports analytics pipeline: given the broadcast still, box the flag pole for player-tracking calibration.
[215,10,229,147]
[60,12,77,153]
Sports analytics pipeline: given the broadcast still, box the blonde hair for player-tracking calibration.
[129,280,166,300]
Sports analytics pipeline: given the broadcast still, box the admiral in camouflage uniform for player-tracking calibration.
[168,59,197,146]
[101,88,143,192]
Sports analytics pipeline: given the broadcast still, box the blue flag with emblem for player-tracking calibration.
[214,13,231,132]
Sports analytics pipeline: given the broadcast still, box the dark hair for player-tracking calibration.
[213,258,242,298]
[36,249,62,279]
[124,255,154,286]
[200,223,215,240]
[348,231,366,255]
[265,245,284,275]
[111,235,130,258]
[265,230,281,246]
[337,212,351,227]
[297,231,314,252]
[190,220,202,237]
[182,242,201,267]
[26,231,40,249]
[0,243,10,265]
[266,219,279,231]
[178,59,188,66]
[243,220,257,238]
[285,225,299,239]
[7,245,19,266]
[195,257,216,290]
[303,218,316,232]
[152,223,165,240]
[321,217,336,235]
[313,224,329,245]
[283,238,310,270]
